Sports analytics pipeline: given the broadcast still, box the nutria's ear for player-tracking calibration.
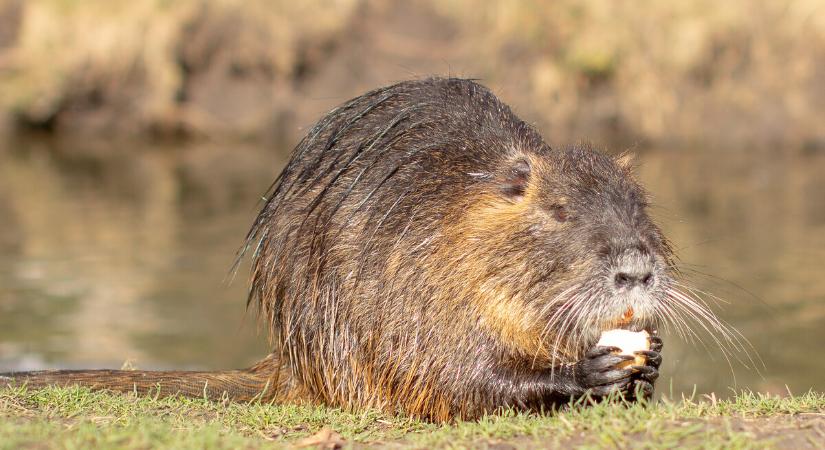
[615,152,636,171]
[500,157,531,200]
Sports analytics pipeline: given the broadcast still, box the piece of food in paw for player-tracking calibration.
[596,329,651,368]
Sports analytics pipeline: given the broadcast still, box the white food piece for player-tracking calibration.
[597,329,650,367]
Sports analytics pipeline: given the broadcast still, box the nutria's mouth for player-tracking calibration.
[619,307,635,325]
[602,306,646,332]
[609,306,659,333]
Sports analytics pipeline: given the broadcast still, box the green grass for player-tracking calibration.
[1,386,823,449]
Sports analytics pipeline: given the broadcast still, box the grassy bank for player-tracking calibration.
[1,386,823,449]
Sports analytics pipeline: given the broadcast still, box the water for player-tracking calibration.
[1,138,823,398]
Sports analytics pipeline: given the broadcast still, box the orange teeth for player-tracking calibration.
[618,307,634,326]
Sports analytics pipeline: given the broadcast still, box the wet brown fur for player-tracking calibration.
[3,78,683,422]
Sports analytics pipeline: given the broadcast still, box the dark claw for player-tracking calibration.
[635,350,662,368]
[585,346,623,358]
[630,364,659,383]
[649,336,663,353]
[599,354,636,370]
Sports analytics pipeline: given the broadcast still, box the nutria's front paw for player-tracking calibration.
[628,335,663,400]
[572,346,636,397]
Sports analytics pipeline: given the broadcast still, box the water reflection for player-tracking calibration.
[639,148,825,396]
[1,140,823,397]
[0,140,277,370]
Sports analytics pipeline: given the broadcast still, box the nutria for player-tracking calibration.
[3,77,691,421]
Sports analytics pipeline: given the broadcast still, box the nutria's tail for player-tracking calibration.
[0,354,285,403]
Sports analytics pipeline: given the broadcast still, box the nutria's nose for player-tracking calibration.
[613,249,655,290]
[614,271,654,289]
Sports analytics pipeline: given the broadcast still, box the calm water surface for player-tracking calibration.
[1,139,824,398]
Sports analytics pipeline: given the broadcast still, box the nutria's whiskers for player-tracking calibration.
[661,284,761,379]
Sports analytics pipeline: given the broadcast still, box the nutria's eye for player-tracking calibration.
[550,204,568,222]
[500,158,531,200]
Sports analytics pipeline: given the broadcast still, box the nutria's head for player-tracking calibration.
[443,144,674,366]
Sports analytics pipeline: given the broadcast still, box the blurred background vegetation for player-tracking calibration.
[1,0,823,148]
[1,0,824,399]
